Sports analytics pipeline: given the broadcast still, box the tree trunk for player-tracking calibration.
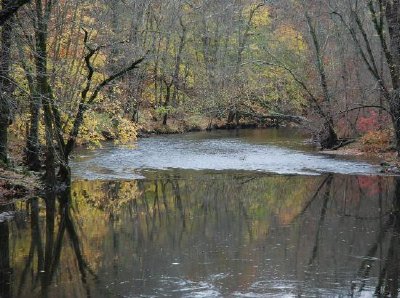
[42,194,55,291]
[35,0,56,185]
[319,120,339,149]
[305,11,338,149]
[386,4,400,156]
[227,110,236,127]
[390,93,400,155]
[162,84,171,126]
[171,19,186,106]
[0,2,13,164]
[14,36,42,170]
[26,94,41,170]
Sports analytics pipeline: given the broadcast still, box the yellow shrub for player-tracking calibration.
[9,115,29,140]
[77,112,105,148]
[113,116,137,145]
[360,130,392,153]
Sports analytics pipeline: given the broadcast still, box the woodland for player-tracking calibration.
[1,0,400,185]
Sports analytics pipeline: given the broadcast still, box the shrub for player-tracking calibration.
[360,130,392,153]
[113,116,137,145]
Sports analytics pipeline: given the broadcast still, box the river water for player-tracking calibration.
[1,129,400,297]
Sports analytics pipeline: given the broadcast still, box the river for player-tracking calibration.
[1,128,399,297]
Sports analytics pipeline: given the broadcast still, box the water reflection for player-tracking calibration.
[1,191,98,298]
[2,172,400,297]
[353,178,400,297]
[0,205,11,298]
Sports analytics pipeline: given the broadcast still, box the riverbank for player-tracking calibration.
[137,116,281,137]
[322,138,400,173]
[0,166,41,205]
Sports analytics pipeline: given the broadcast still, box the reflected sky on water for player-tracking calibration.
[71,129,380,179]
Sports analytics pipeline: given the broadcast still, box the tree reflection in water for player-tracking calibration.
[1,190,97,298]
[0,204,11,298]
[2,173,400,297]
[348,177,400,297]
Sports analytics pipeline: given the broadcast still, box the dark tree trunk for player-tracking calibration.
[390,98,400,155]
[227,110,235,124]
[131,103,139,123]
[41,194,55,292]
[35,0,56,185]
[0,216,10,298]
[360,1,400,155]
[15,37,41,170]
[26,94,41,170]
[319,121,339,149]
[305,10,338,149]
[162,84,171,126]
[58,163,71,187]
[171,19,186,106]
[385,3,400,155]
[0,2,13,164]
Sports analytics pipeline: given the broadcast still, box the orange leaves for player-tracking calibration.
[360,130,392,153]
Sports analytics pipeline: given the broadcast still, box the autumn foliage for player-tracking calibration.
[355,111,392,153]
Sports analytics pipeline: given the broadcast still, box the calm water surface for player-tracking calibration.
[1,129,399,297]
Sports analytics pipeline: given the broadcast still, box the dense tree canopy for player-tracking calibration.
[0,0,399,184]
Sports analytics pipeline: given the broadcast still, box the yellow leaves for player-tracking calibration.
[243,63,306,113]
[248,5,271,28]
[113,116,138,145]
[77,111,105,148]
[181,1,194,15]
[82,15,95,26]
[92,52,107,69]
[360,130,392,153]
[9,115,30,141]
[74,112,138,147]
[274,25,307,53]
[73,180,141,217]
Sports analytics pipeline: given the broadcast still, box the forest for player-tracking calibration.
[1,0,400,185]
[3,1,400,297]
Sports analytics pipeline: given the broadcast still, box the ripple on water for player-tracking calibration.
[71,132,380,180]
[160,277,221,297]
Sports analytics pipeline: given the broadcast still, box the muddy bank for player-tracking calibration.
[321,139,399,174]
[0,167,41,205]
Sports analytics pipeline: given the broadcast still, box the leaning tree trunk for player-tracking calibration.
[0,2,13,165]
[305,10,339,149]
